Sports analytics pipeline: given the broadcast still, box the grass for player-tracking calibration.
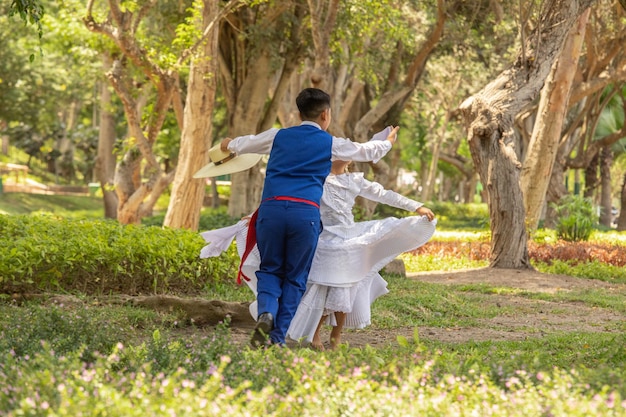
[1,294,625,415]
[0,192,104,217]
[372,278,509,328]
[1,196,625,414]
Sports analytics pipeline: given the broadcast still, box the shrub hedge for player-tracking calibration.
[0,214,240,295]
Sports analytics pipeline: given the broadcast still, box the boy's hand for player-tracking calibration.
[416,206,435,221]
[220,138,233,152]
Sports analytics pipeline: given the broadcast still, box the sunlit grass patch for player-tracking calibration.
[534,259,626,284]
[452,283,528,296]
[400,252,489,272]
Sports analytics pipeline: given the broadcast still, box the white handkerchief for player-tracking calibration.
[370,126,392,142]
[199,222,241,258]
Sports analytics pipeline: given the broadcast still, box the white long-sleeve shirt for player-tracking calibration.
[227,122,392,164]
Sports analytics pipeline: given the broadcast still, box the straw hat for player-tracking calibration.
[193,145,262,178]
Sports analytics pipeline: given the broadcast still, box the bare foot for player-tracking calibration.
[311,332,325,351]
[311,341,325,351]
[329,335,341,350]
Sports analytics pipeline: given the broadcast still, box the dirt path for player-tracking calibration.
[132,267,625,349]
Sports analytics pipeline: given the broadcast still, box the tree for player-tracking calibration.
[403,0,519,204]
[8,0,44,45]
[1,1,102,182]
[617,169,626,230]
[459,0,595,269]
[219,0,310,217]
[316,0,448,215]
[520,9,590,232]
[84,0,240,226]
[163,0,221,230]
[524,1,626,228]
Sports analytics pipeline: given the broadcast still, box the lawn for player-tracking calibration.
[0,195,625,415]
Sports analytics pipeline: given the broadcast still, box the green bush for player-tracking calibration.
[0,214,240,295]
[424,201,490,229]
[551,195,596,242]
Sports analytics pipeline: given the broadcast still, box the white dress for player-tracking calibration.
[286,173,436,342]
[200,172,437,344]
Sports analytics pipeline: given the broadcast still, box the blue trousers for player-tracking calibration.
[255,199,322,344]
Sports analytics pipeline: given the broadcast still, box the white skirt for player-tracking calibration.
[286,272,389,343]
[308,216,436,287]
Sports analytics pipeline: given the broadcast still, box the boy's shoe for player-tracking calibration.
[250,312,274,348]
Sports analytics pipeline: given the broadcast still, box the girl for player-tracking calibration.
[285,159,435,350]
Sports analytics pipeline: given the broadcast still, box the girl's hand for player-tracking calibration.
[416,206,435,221]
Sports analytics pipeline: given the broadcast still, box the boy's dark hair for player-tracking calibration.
[296,88,331,119]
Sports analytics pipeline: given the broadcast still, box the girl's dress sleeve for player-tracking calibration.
[356,175,421,212]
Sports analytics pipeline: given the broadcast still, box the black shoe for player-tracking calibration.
[250,312,274,348]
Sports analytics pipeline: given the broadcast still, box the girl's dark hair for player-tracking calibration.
[296,88,331,119]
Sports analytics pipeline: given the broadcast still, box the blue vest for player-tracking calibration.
[261,125,333,205]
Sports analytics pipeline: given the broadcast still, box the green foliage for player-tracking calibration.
[427,333,626,397]
[1,0,104,182]
[8,0,44,43]
[0,224,625,415]
[141,206,240,230]
[428,201,490,229]
[0,301,176,360]
[400,252,489,272]
[0,325,624,415]
[0,214,239,295]
[551,195,597,242]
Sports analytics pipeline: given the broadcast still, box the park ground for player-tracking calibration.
[116,267,625,350]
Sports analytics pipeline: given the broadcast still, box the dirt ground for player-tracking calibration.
[130,267,625,350]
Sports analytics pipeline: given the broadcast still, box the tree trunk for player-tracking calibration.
[219,3,307,218]
[56,100,79,182]
[617,172,626,231]
[226,51,275,218]
[599,146,613,227]
[459,0,595,269]
[422,110,453,202]
[520,9,589,232]
[583,150,599,198]
[307,0,339,93]
[1,134,8,155]
[164,0,220,231]
[94,54,119,219]
[461,95,532,269]
[544,159,568,228]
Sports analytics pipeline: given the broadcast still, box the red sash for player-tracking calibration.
[237,196,320,284]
